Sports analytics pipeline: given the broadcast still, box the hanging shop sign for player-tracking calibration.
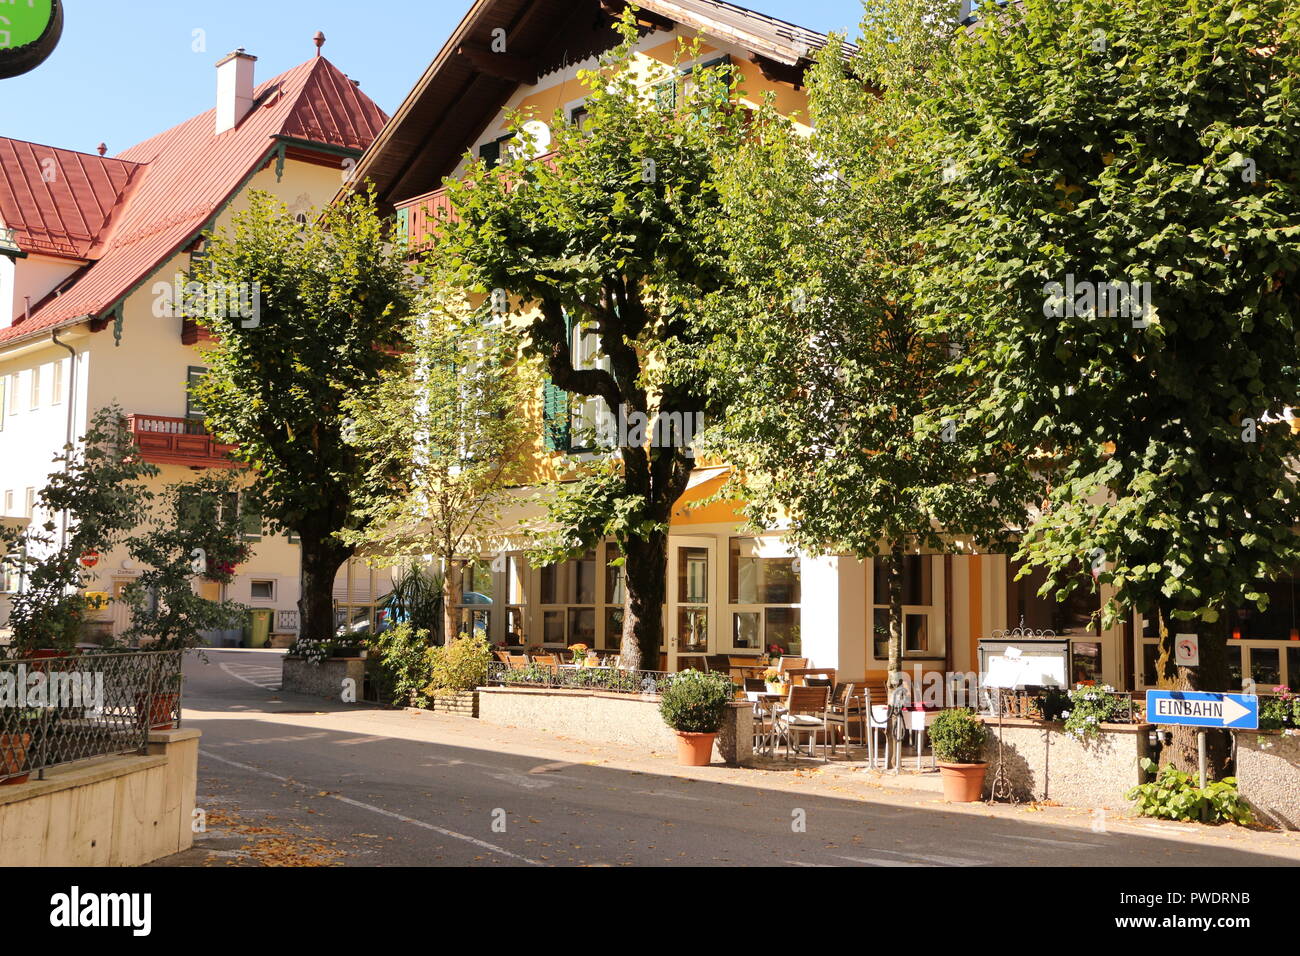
[0,1,63,80]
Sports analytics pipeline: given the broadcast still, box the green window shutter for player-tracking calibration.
[654,79,678,111]
[542,309,574,452]
[395,207,409,242]
[186,366,208,421]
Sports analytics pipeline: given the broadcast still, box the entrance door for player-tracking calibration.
[667,537,715,672]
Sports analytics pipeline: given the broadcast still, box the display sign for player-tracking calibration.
[1146,690,1258,729]
[1174,633,1199,667]
[0,0,62,79]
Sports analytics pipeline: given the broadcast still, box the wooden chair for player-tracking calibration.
[531,654,560,674]
[783,667,835,688]
[704,654,731,673]
[778,656,808,673]
[777,685,832,759]
[824,683,864,756]
[494,650,513,663]
[505,654,530,668]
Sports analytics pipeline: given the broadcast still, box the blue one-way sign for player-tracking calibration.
[1146,690,1258,730]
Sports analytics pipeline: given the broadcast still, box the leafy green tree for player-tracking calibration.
[193,189,415,644]
[120,474,248,650]
[433,14,747,669]
[917,0,1300,771]
[342,274,539,644]
[2,406,156,656]
[694,5,1034,688]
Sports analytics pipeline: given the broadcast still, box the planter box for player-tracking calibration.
[478,687,753,766]
[1235,730,1300,830]
[281,656,365,701]
[981,718,1153,809]
[425,690,479,718]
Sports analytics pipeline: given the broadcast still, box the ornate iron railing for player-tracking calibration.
[0,649,184,783]
[484,660,672,696]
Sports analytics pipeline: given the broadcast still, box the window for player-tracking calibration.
[570,319,612,451]
[504,553,527,647]
[241,502,262,541]
[539,550,596,648]
[603,544,625,651]
[7,374,17,415]
[250,580,275,600]
[1006,560,1099,636]
[24,488,35,518]
[50,360,63,406]
[454,559,495,641]
[186,367,208,420]
[478,133,514,170]
[653,78,678,111]
[0,374,5,428]
[727,537,801,655]
[871,554,943,660]
[3,490,12,514]
[28,366,40,410]
[570,104,590,132]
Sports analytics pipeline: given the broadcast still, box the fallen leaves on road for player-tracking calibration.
[202,808,345,867]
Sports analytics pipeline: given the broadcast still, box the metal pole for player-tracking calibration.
[1198,730,1208,822]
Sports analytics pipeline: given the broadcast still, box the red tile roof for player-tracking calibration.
[0,139,141,259]
[0,55,388,346]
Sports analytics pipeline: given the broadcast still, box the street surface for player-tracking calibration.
[156,649,1300,867]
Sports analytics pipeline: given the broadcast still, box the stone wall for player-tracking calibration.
[281,656,365,701]
[1235,731,1300,830]
[981,718,1153,809]
[424,690,478,718]
[478,687,753,765]
[0,728,200,866]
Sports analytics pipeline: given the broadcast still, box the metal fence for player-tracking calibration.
[485,660,672,696]
[0,649,184,783]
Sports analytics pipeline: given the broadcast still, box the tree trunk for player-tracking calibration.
[442,558,459,646]
[1155,603,1232,778]
[621,530,667,671]
[297,530,353,643]
[887,542,905,695]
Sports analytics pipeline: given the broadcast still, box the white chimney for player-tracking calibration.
[215,49,258,134]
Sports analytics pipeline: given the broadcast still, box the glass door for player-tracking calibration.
[668,537,716,671]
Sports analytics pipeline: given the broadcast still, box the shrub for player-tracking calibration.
[1259,687,1299,731]
[659,670,735,734]
[1127,759,1255,825]
[369,622,434,707]
[1060,683,1130,742]
[426,634,492,697]
[929,707,987,764]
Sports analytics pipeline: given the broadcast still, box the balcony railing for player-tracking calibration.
[395,150,559,257]
[128,414,241,469]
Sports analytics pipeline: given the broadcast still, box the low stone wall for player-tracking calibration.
[0,728,200,866]
[281,656,365,701]
[981,718,1153,809]
[478,687,753,765]
[425,690,479,718]
[1235,731,1300,830]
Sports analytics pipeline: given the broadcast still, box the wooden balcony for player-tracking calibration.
[395,150,558,257]
[181,317,215,346]
[128,415,241,469]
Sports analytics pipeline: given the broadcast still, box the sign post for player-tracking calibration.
[1146,690,1258,820]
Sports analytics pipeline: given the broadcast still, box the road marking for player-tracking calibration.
[202,750,542,866]
[218,662,282,690]
[838,856,928,867]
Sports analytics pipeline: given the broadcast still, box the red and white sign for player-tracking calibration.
[1174,633,1200,667]
[79,551,100,569]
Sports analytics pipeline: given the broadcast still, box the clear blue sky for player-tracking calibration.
[1,0,865,154]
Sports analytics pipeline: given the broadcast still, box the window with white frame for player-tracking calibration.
[24,488,35,519]
[28,366,39,410]
[570,319,612,451]
[250,580,275,600]
[728,537,801,655]
[602,543,626,652]
[50,360,63,406]
[6,374,17,415]
[539,549,596,648]
[871,554,945,661]
[454,559,494,641]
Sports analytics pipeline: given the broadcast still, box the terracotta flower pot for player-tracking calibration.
[136,692,180,730]
[0,732,32,785]
[675,731,717,766]
[938,762,987,802]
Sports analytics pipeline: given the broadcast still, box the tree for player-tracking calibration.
[433,14,747,669]
[693,4,1034,689]
[916,0,1300,771]
[2,406,156,656]
[193,189,415,644]
[120,474,248,650]
[342,274,539,644]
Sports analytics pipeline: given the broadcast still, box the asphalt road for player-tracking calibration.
[159,649,1297,867]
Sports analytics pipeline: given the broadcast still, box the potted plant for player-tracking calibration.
[658,670,735,766]
[568,643,589,665]
[762,667,786,696]
[929,707,988,802]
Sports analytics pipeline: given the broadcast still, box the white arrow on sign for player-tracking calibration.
[1222,696,1251,726]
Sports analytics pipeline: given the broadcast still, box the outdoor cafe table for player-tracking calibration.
[745,691,787,756]
[901,707,940,772]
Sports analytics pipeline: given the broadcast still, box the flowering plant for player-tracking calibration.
[1259,686,1300,731]
[1060,683,1129,742]
[762,667,784,685]
[568,643,589,663]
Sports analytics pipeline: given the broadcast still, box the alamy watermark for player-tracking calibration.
[1043,274,1151,328]
[590,404,705,457]
[152,274,261,328]
[0,664,105,716]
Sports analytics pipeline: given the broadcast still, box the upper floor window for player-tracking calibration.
[28,366,40,410]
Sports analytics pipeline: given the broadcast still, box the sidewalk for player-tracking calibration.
[187,693,1300,863]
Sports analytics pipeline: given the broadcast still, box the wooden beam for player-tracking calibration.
[457,44,539,85]
[599,0,674,31]
[750,53,807,90]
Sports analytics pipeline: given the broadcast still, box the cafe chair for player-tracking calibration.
[778,685,832,760]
